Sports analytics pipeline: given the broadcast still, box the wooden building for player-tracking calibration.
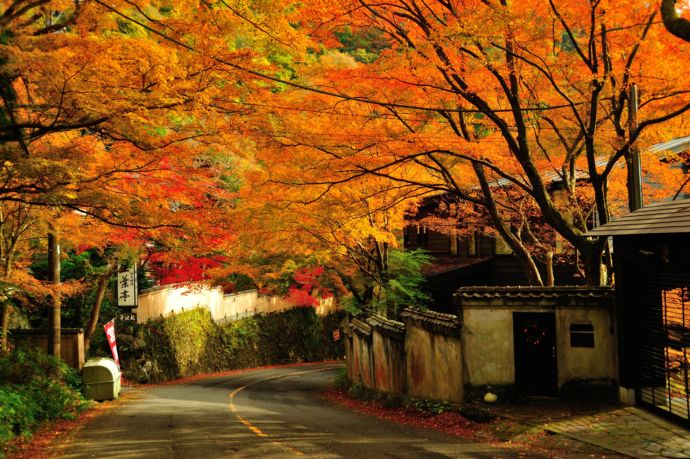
[588,199,690,424]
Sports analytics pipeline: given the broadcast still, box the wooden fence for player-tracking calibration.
[135,284,336,324]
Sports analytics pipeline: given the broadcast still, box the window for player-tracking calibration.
[570,322,594,348]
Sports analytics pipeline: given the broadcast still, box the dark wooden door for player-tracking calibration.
[513,312,557,396]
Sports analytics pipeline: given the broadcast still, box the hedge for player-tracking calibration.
[139,307,344,382]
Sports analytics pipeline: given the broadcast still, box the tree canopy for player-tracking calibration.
[1,0,690,330]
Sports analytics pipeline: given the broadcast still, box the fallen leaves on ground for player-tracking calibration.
[4,389,140,459]
[322,389,626,458]
[322,389,485,439]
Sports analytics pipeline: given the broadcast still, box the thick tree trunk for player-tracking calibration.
[512,243,544,286]
[84,273,109,351]
[47,231,61,358]
[581,242,608,287]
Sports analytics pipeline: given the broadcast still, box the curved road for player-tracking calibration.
[59,363,531,458]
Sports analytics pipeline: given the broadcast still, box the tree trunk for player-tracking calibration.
[84,273,109,351]
[1,302,9,353]
[472,162,544,286]
[545,251,555,287]
[581,243,607,287]
[47,231,61,358]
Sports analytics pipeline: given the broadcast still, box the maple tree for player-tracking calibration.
[238,159,429,316]
[1,0,688,340]
[252,0,690,286]
[0,0,277,352]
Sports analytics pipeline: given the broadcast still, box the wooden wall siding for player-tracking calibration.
[424,231,451,254]
[478,235,495,257]
[490,257,584,287]
[10,329,85,369]
[457,238,470,258]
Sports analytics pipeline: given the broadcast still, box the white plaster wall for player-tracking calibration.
[136,284,337,323]
[462,308,518,386]
[555,307,617,383]
[461,306,616,388]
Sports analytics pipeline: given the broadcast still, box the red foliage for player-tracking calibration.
[285,266,333,307]
[148,254,228,285]
[322,390,482,439]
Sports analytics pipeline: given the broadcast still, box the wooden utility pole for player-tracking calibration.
[47,230,61,357]
[628,84,643,212]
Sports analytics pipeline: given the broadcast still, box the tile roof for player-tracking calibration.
[586,198,690,236]
[350,317,372,336]
[455,285,614,299]
[400,307,461,336]
[367,314,405,339]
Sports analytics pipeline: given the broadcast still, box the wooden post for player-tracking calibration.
[48,231,61,358]
[628,84,643,212]
[1,302,9,353]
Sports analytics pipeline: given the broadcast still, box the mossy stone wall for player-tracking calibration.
[140,307,343,382]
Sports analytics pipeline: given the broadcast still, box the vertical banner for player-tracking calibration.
[103,319,120,366]
[117,267,137,307]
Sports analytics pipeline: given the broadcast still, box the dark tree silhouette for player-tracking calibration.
[662,0,690,41]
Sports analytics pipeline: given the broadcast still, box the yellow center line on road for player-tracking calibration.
[228,366,337,457]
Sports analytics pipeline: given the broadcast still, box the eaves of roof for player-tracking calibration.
[422,257,492,278]
[454,285,614,300]
[586,198,690,236]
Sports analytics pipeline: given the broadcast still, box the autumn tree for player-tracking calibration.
[0,0,280,353]
[257,0,690,286]
[238,149,430,316]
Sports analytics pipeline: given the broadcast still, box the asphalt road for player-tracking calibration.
[59,363,530,458]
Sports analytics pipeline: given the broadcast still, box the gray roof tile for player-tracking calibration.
[586,198,690,236]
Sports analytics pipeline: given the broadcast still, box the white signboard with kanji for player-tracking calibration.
[117,267,137,307]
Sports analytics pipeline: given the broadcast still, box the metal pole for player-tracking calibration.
[628,84,643,211]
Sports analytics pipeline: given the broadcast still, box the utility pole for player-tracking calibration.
[628,84,643,211]
[47,230,61,357]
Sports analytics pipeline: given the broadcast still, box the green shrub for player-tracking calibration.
[0,349,87,449]
[404,397,452,414]
[139,307,345,382]
[347,381,365,399]
[333,367,349,391]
